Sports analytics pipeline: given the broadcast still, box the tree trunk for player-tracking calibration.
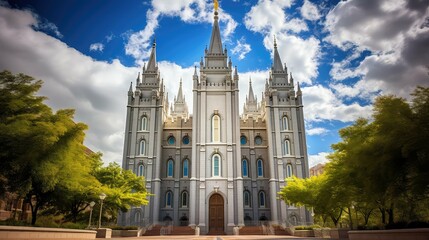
[379,207,386,224]
[347,207,353,230]
[387,207,394,225]
[30,203,39,225]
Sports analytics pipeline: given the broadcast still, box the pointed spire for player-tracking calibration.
[248,77,256,103]
[297,81,302,96]
[273,36,283,72]
[136,72,140,85]
[194,66,197,76]
[176,78,184,103]
[128,82,133,96]
[146,38,157,71]
[208,7,223,54]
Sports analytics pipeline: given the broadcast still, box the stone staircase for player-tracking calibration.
[273,225,290,235]
[142,225,162,236]
[142,225,195,236]
[170,226,195,235]
[238,226,264,235]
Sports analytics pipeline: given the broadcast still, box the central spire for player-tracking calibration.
[208,5,223,54]
[272,36,284,72]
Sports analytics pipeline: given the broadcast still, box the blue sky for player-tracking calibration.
[1,0,428,166]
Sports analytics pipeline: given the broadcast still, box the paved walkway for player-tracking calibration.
[110,236,328,240]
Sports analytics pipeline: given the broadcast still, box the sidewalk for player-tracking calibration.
[110,236,328,240]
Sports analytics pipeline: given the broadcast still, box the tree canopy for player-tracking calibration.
[0,71,149,226]
[279,86,429,228]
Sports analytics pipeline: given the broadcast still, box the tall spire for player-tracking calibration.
[146,39,157,72]
[208,5,223,54]
[176,78,185,103]
[273,36,283,72]
[248,78,256,103]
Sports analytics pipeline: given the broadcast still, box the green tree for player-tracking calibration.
[94,162,149,223]
[0,71,94,225]
[50,152,103,223]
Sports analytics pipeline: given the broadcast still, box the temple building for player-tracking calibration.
[119,8,311,235]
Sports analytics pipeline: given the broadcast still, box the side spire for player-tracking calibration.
[146,39,157,72]
[176,78,185,103]
[248,77,256,103]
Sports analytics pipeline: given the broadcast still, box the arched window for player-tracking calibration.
[165,191,172,207]
[284,139,290,155]
[282,116,289,130]
[259,191,266,208]
[167,159,174,177]
[140,140,146,155]
[212,154,221,177]
[167,136,175,145]
[286,164,293,178]
[134,211,141,224]
[255,136,262,145]
[240,135,247,145]
[242,159,249,177]
[244,190,251,207]
[257,159,264,177]
[290,215,298,225]
[141,116,148,131]
[181,191,188,208]
[182,136,190,145]
[182,159,189,177]
[138,164,144,177]
[212,115,220,142]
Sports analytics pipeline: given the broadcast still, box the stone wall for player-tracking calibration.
[0,226,96,240]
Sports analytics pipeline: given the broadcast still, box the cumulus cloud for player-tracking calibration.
[307,127,328,136]
[125,0,237,64]
[301,0,321,21]
[325,0,429,99]
[231,37,251,60]
[302,85,372,122]
[244,0,319,84]
[89,42,104,52]
[0,5,137,164]
[308,152,330,167]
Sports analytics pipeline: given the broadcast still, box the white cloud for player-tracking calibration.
[325,0,429,99]
[307,127,328,136]
[308,152,330,167]
[231,37,251,60]
[0,5,137,165]
[244,0,319,84]
[302,85,372,122]
[263,34,320,84]
[89,42,104,52]
[244,0,298,34]
[125,0,237,63]
[301,0,321,21]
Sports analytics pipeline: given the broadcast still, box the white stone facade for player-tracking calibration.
[118,11,311,234]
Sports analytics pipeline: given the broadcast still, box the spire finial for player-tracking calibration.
[214,0,219,12]
[274,35,277,48]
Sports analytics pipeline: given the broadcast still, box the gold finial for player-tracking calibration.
[214,0,219,11]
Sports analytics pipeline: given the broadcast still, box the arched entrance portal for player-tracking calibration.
[209,193,224,234]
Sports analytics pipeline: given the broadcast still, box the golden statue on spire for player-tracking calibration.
[214,0,219,11]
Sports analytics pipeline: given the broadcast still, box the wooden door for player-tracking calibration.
[209,194,224,234]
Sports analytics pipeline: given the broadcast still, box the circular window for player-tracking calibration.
[255,136,262,145]
[167,136,175,145]
[240,135,247,145]
[182,136,190,145]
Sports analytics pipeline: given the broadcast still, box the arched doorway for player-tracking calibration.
[209,193,224,234]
